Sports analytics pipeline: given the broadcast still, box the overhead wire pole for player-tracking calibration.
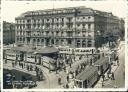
[52,0,55,46]
[73,8,77,62]
[52,0,58,73]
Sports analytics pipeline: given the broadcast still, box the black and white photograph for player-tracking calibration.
[2,0,126,90]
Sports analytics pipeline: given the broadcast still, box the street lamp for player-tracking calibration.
[33,51,38,64]
[97,30,101,48]
[73,8,78,62]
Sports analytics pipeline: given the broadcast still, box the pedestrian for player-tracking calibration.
[27,65,29,71]
[30,65,32,71]
[112,72,115,80]
[117,59,119,66]
[23,63,25,68]
[80,64,82,70]
[15,61,17,66]
[58,77,61,85]
[5,59,7,64]
[22,63,24,68]
[66,83,69,88]
[63,64,66,72]
[35,66,37,71]
[19,62,20,66]
[69,63,71,68]
[102,74,105,81]
[75,70,78,76]
[73,72,75,78]
[12,62,15,67]
[67,75,69,83]
[108,64,112,73]
[102,81,104,87]
[107,72,110,79]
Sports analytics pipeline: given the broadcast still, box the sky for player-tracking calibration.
[2,1,127,23]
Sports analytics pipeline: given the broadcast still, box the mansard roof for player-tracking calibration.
[15,6,118,20]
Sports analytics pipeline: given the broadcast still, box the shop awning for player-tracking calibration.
[11,46,38,53]
[37,46,59,54]
[5,50,15,54]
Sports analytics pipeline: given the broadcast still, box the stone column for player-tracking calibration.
[44,39,46,46]
[80,39,82,48]
[49,38,51,46]
[82,81,83,88]
[71,39,75,48]
[41,39,44,47]
[54,39,56,47]
[35,38,37,47]
[86,39,88,47]
[59,39,61,46]
[25,53,27,62]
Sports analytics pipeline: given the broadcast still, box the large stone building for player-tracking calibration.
[15,6,121,55]
[3,21,15,45]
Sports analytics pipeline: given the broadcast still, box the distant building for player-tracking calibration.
[15,6,122,55]
[119,18,125,40]
[3,21,15,45]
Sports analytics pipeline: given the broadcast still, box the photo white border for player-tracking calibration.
[1,0,128,91]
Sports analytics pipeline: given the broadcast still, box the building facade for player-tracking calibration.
[3,21,15,45]
[15,6,121,55]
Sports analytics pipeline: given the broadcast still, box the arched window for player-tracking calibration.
[33,39,36,46]
[41,39,44,46]
[67,39,72,45]
[33,39,36,44]
[61,39,64,45]
[77,40,81,48]
[17,37,19,42]
[37,39,40,45]
[56,39,59,46]
[88,40,92,47]
[27,38,30,44]
[41,39,44,43]
[51,39,54,45]
[23,38,25,42]
[82,40,86,47]
[20,37,22,41]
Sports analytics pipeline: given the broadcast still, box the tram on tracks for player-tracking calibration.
[74,57,110,88]
[94,57,109,76]
[74,66,98,88]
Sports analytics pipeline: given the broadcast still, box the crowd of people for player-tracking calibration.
[57,56,93,88]
[11,61,44,81]
[3,60,45,89]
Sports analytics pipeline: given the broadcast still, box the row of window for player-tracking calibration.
[17,36,92,41]
[16,23,92,30]
[17,32,92,38]
[17,37,92,43]
[16,16,93,24]
[17,38,92,48]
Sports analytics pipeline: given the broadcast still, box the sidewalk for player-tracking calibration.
[94,62,119,88]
